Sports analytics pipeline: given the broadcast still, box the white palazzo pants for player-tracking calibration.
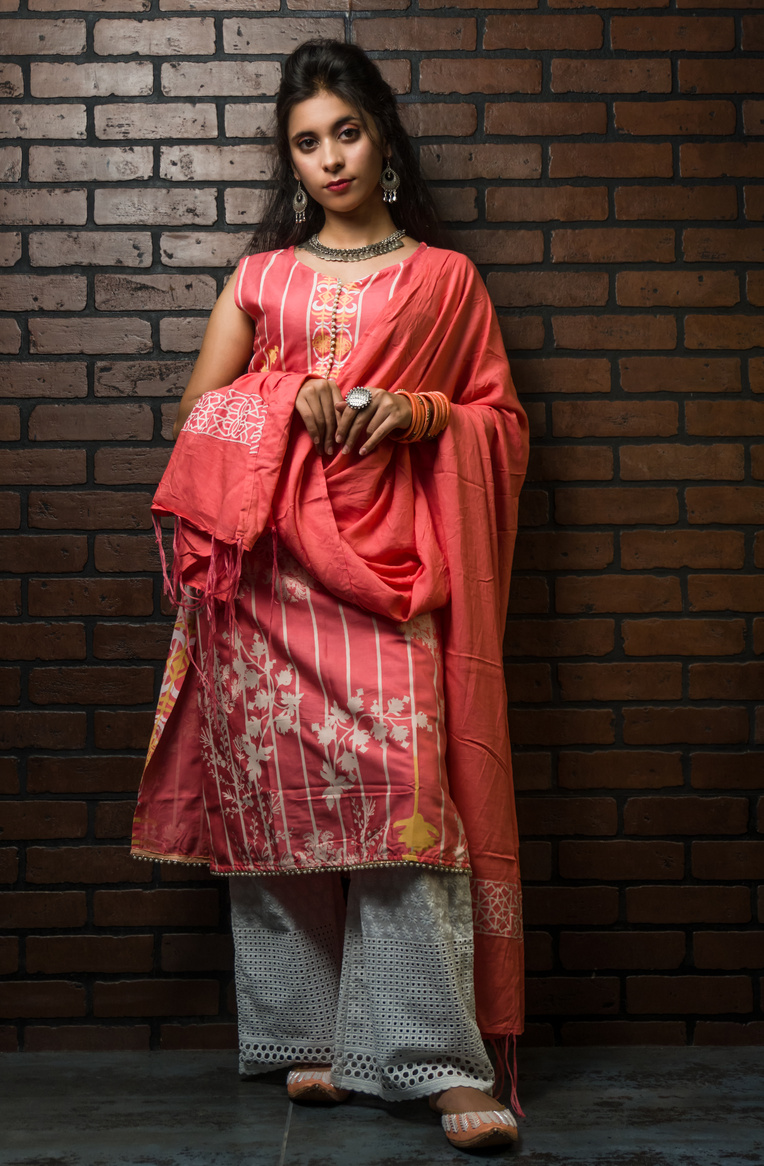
[228,867,495,1102]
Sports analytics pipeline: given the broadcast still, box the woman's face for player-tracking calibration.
[287,89,387,219]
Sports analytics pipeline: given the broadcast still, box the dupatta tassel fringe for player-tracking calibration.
[486,1033,524,1118]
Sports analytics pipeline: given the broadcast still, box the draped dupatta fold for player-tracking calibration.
[149,246,528,1038]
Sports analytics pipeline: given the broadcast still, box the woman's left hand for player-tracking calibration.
[335,388,412,458]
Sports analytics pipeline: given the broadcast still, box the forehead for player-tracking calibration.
[287,90,362,136]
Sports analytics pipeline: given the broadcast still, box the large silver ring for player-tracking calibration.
[345,386,372,411]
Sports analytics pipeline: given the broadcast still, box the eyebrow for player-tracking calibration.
[289,115,361,143]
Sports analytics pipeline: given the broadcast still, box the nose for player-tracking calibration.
[319,137,343,172]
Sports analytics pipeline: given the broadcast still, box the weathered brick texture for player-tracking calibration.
[1,3,761,1052]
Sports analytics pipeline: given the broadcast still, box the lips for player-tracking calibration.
[326,179,352,191]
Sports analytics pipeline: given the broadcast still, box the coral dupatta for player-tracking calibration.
[152,246,529,1038]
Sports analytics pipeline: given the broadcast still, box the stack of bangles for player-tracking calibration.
[392,391,451,443]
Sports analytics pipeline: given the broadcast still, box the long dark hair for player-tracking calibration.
[247,39,446,254]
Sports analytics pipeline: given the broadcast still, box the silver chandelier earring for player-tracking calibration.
[380,159,400,204]
[292,179,308,224]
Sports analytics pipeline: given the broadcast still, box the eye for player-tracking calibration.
[339,126,360,141]
[297,136,317,152]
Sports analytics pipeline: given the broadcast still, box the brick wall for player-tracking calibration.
[1,3,762,1052]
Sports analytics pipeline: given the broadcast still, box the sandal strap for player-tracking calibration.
[441,1109,517,1134]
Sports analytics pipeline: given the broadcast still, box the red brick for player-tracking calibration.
[28,490,152,531]
[0,64,22,96]
[0,937,18,973]
[29,145,153,184]
[505,618,614,657]
[689,575,764,614]
[558,662,681,701]
[511,358,611,396]
[25,1025,150,1052]
[160,60,281,99]
[625,795,748,836]
[431,187,477,224]
[0,801,87,840]
[94,709,153,749]
[94,274,216,312]
[694,932,764,970]
[94,102,216,141]
[485,15,603,49]
[95,360,191,398]
[93,889,219,927]
[624,707,748,746]
[620,356,740,394]
[3,891,87,928]
[562,1021,686,1046]
[508,578,549,616]
[0,849,18,883]
[513,532,614,571]
[524,931,554,972]
[0,321,21,355]
[686,315,764,351]
[158,317,205,352]
[28,578,153,618]
[161,933,234,972]
[616,100,735,137]
[30,61,152,98]
[0,362,87,399]
[94,620,171,661]
[487,186,607,223]
[400,102,477,139]
[26,846,151,885]
[695,1022,764,1046]
[95,189,216,229]
[512,753,552,791]
[0,535,88,575]
[615,185,737,221]
[505,663,552,704]
[421,144,541,182]
[687,486,764,524]
[358,15,476,51]
[517,796,617,836]
[553,228,674,264]
[620,530,744,570]
[524,886,619,925]
[559,751,683,790]
[0,228,21,264]
[93,533,162,573]
[27,935,153,974]
[518,491,548,526]
[94,801,139,839]
[0,274,87,311]
[509,708,615,746]
[680,60,764,96]
[749,273,764,309]
[29,666,154,705]
[552,58,670,93]
[693,843,764,880]
[556,487,678,525]
[29,231,151,270]
[550,143,672,179]
[488,272,607,309]
[29,403,152,442]
[0,623,85,661]
[560,840,684,880]
[561,932,684,971]
[519,841,552,882]
[0,981,86,1019]
[746,186,764,220]
[524,403,546,438]
[0,667,20,705]
[690,662,764,701]
[451,230,544,266]
[553,401,678,438]
[623,618,744,657]
[486,101,606,137]
[0,450,86,486]
[420,57,541,95]
[617,271,739,309]
[685,229,764,264]
[620,443,743,480]
[159,145,269,183]
[0,710,86,750]
[526,977,619,1016]
[31,317,154,355]
[681,144,764,179]
[498,317,545,351]
[159,231,251,268]
[556,313,677,349]
[611,16,734,50]
[692,754,764,790]
[27,756,142,794]
[0,104,86,142]
[94,979,219,1018]
[627,885,750,924]
[5,18,86,54]
[745,100,764,137]
[94,16,214,55]
[627,975,751,1014]
[742,14,764,49]
[161,1024,238,1050]
[0,583,21,619]
[527,446,613,482]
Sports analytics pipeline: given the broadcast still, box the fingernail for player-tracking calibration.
[359,447,367,457]
[342,445,351,456]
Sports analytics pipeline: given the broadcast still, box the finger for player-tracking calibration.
[319,390,336,455]
[359,414,398,456]
[300,397,326,449]
[340,409,370,455]
[295,398,321,447]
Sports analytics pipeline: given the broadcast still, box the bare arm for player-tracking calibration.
[172,272,256,440]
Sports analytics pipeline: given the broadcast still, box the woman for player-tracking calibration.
[132,39,528,1152]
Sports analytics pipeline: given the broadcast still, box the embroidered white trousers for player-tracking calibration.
[228,867,495,1102]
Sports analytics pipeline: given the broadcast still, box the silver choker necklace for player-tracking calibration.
[301,229,406,262]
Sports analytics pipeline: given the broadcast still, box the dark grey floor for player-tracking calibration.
[1,1048,762,1166]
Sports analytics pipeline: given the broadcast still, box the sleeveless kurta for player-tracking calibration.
[132,245,471,878]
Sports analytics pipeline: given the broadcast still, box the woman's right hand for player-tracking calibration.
[294,378,345,456]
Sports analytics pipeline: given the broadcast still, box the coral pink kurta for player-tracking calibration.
[132,243,529,1039]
